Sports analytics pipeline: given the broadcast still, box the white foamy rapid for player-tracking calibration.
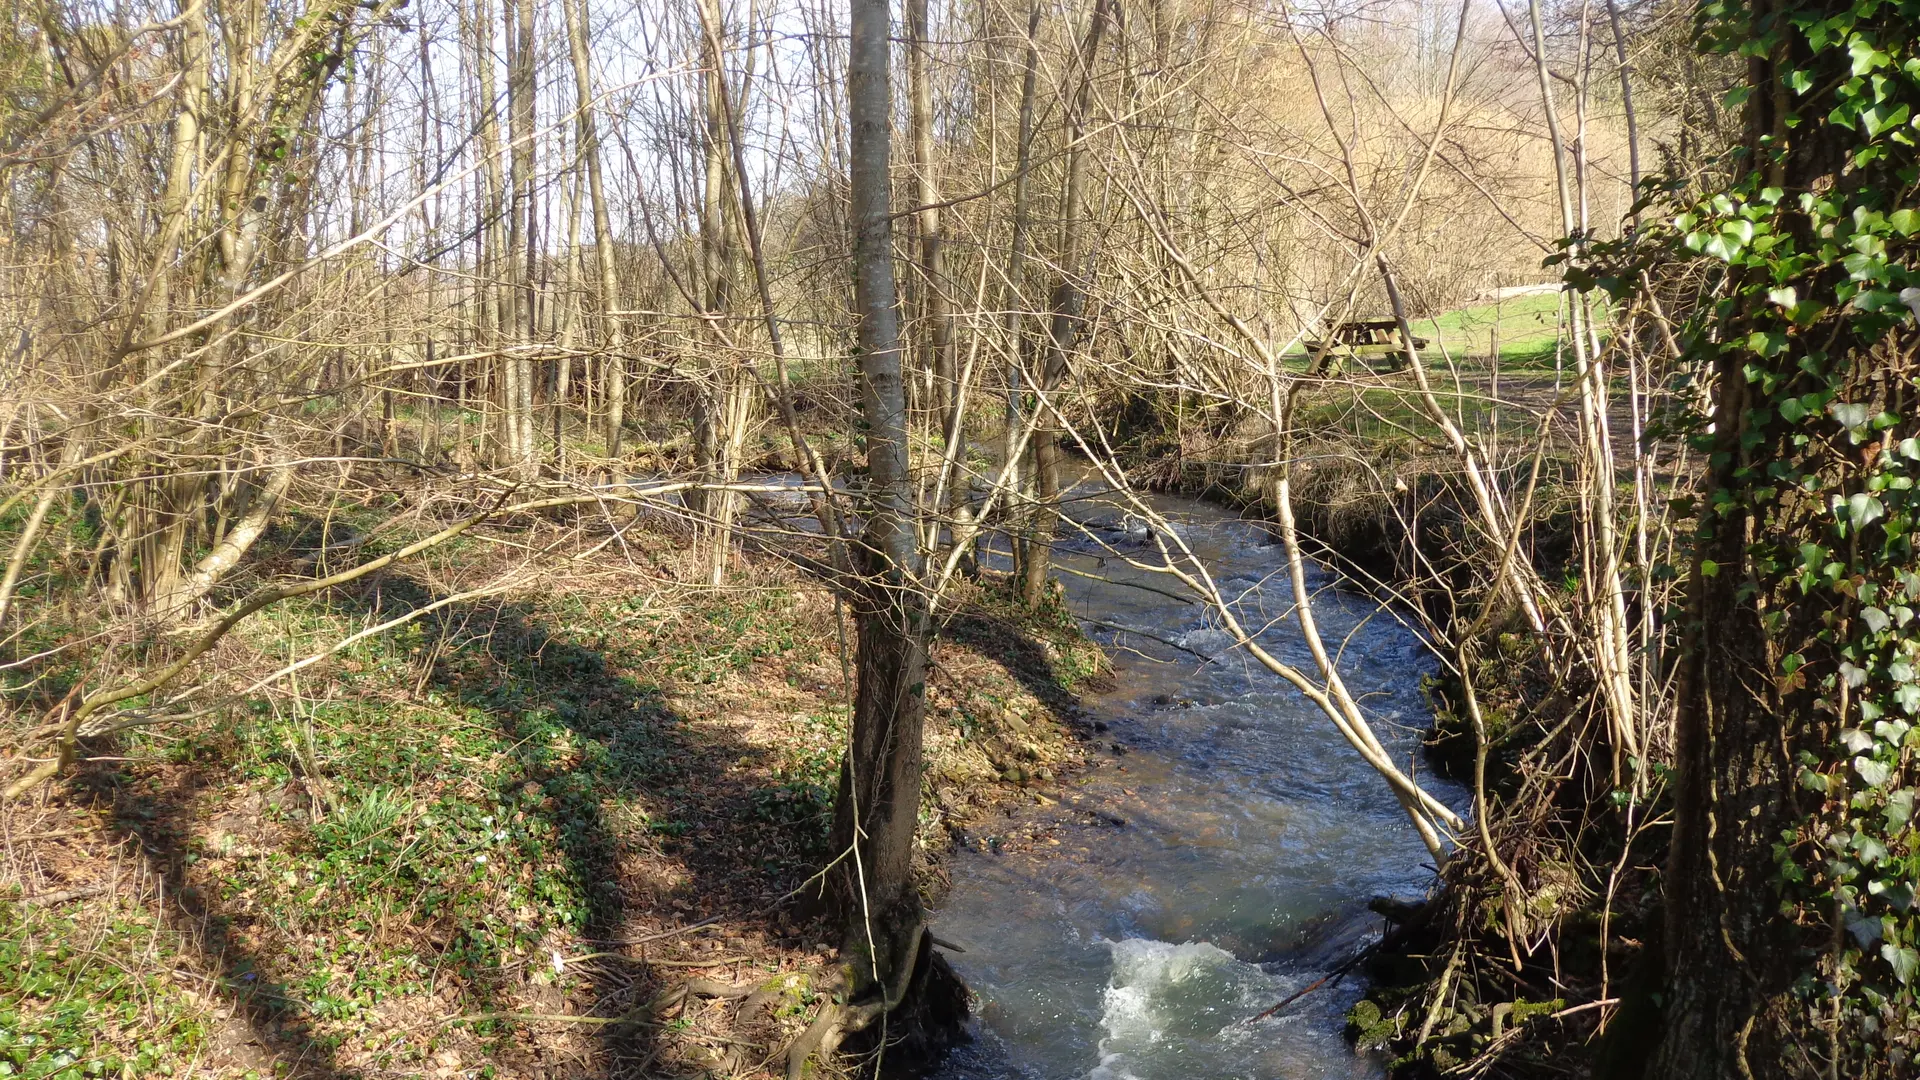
[1089,939,1289,1080]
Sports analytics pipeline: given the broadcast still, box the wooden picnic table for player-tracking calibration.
[1302,317,1430,372]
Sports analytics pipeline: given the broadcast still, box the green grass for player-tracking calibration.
[1294,385,1539,445]
[1411,292,1568,369]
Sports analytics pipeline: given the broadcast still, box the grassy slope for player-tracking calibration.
[1,515,1103,1080]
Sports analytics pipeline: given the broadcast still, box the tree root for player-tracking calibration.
[642,976,756,1019]
[785,922,929,1080]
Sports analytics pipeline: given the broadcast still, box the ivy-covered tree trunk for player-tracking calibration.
[1639,1,1920,1075]
[1654,250,1825,1077]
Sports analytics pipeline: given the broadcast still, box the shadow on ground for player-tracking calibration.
[70,562,850,1077]
[47,514,1098,1078]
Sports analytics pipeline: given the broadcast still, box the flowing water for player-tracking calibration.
[930,481,1465,1080]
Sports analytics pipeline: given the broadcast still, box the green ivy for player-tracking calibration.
[1585,0,1920,1066]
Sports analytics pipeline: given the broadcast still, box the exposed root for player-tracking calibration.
[785,922,933,1080]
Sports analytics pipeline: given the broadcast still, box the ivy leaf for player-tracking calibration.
[1831,402,1871,429]
[1850,909,1887,946]
[1863,607,1892,634]
[1769,285,1799,307]
[1893,209,1920,236]
[1882,944,1919,985]
[1871,878,1917,912]
[1869,104,1912,136]
[1843,728,1876,753]
[1856,756,1892,787]
[1847,252,1893,283]
[1899,684,1920,714]
[1851,38,1888,76]
[1850,492,1886,526]
[1854,834,1891,865]
[1883,788,1916,830]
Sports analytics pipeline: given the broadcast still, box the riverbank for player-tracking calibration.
[0,509,1104,1080]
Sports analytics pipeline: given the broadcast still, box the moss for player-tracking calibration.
[1510,997,1565,1022]
[1348,999,1401,1048]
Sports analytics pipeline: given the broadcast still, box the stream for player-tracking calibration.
[929,480,1466,1080]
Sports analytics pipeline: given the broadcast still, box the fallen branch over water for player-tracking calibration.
[1246,945,1373,1024]
[1249,895,1442,1024]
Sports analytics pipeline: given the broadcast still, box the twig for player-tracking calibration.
[1076,616,1214,662]
[556,952,756,968]
[580,913,730,945]
[1246,966,1348,1023]
[1247,936,1380,1023]
[4,828,92,842]
[10,884,107,905]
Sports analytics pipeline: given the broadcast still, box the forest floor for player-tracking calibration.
[0,506,1107,1080]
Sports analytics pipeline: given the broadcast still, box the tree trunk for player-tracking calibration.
[506,0,537,476]
[692,0,742,583]
[1648,11,1872,1076]
[1649,350,1799,1076]
[1000,2,1041,584]
[1022,0,1109,606]
[908,0,973,574]
[828,0,933,1018]
[468,0,507,470]
[562,0,625,463]
[908,0,958,455]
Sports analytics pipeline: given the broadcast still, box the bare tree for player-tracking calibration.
[805,0,938,1066]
